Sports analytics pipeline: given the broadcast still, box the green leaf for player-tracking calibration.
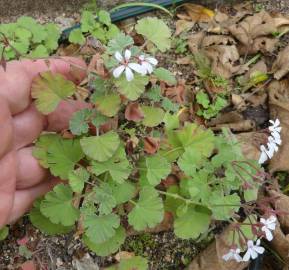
[119,256,148,270]
[83,226,126,256]
[91,112,108,128]
[29,45,49,58]
[19,245,32,259]
[196,91,210,108]
[44,23,60,51]
[146,85,162,102]
[165,123,215,161]
[161,97,179,113]
[33,134,59,168]
[69,108,92,136]
[14,27,31,41]
[68,167,90,193]
[31,71,76,114]
[91,146,132,183]
[80,131,120,162]
[141,106,165,127]
[107,32,134,54]
[30,199,73,235]
[106,24,120,40]
[93,183,117,215]
[178,147,209,176]
[0,226,9,241]
[135,17,171,52]
[109,181,136,205]
[164,185,183,216]
[154,68,176,85]
[209,193,240,220]
[115,74,149,101]
[40,184,80,226]
[94,94,121,117]
[69,28,86,45]
[84,213,120,244]
[174,206,211,239]
[145,154,171,186]
[98,10,111,26]
[81,11,96,32]
[128,186,164,231]
[47,138,84,179]
[163,112,179,131]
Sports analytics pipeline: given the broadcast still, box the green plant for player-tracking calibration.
[173,36,188,54]
[69,10,119,45]
[0,16,60,60]
[196,90,227,119]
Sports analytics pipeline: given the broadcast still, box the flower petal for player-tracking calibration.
[124,49,131,61]
[113,65,125,78]
[222,252,233,261]
[128,63,146,75]
[142,62,154,74]
[242,250,251,262]
[254,246,265,254]
[125,67,134,81]
[234,253,243,262]
[258,150,268,164]
[146,57,158,65]
[115,51,123,62]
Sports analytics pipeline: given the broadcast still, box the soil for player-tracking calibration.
[1,0,289,270]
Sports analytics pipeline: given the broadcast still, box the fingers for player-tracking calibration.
[0,57,87,115]
[13,104,46,150]
[0,151,17,227]
[47,100,91,131]
[16,147,48,190]
[0,97,13,158]
[8,178,59,224]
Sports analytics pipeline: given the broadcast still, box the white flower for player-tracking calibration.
[242,239,265,261]
[139,55,158,74]
[260,215,277,241]
[222,248,242,262]
[113,50,145,81]
[258,119,282,164]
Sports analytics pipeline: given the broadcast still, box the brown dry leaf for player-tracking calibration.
[232,94,246,110]
[207,111,244,126]
[125,102,144,122]
[88,53,108,78]
[269,221,289,265]
[272,45,289,80]
[144,137,160,154]
[181,4,215,23]
[247,93,268,107]
[187,226,248,270]
[202,35,236,47]
[236,132,268,161]
[268,80,289,171]
[238,37,278,55]
[205,45,243,79]
[175,20,195,36]
[228,11,277,45]
[269,190,289,233]
[211,120,255,132]
[162,81,186,104]
[188,32,205,53]
[75,86,90,101]
[115,251,135,262]
[176,56,193,65]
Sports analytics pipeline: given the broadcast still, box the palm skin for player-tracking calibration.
[0,57,87,227]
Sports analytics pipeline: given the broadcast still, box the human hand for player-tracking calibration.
[0,57,87,227]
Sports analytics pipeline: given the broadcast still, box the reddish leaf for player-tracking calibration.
[162,81,186,104]
[161,174,178,188]
[144,137,160,154]
[21,261,37,270]
[125,102,144,122]
[17,236,29,246]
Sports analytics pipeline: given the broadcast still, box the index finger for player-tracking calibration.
[0,57,87,115]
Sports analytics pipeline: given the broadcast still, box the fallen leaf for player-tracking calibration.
[176,56,193,65]
[162,81,186,104]
[88,53,109,79]
[188,32,205,53]
[211,120,255,132]
[125,102,144,122]
[236,132,267,161]
[205,45,243,79]
[268,80,289,171]
[272,45,289,80]
[115,251,135,262]
[181,4,215,23]
[238,37,278,55]
[21,261,37,270]
[175,20,195,36]
[202,35,236,47]
[72,254,99,270]
[269,221,289,265]
[187,226,248,270]
[231,94,246,110]
[144,137,160,154]
[228,11,277,45]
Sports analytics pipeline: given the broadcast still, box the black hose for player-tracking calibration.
[60,0,187,41]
